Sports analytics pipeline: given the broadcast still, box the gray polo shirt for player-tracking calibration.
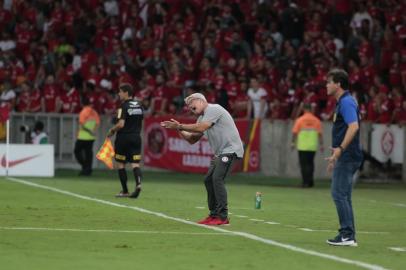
[198,104,244,158]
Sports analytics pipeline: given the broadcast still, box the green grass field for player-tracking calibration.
[1,170,405,270]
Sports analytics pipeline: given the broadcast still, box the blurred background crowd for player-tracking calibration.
[1,0,406,124]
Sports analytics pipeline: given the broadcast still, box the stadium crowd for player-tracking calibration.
[1,0,406,124]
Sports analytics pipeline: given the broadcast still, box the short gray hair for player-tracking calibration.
[184,93,207,105]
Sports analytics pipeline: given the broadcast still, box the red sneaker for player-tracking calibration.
[206,217,230,226]
[197,216,215,224]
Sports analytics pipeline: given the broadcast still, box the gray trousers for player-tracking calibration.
[204,153,237,219]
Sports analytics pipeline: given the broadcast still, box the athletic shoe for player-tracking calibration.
[115,191,130,198]
[326,235,358,247]
[129,186,141,199]
[206,217,230,226]
[197,216,216,224]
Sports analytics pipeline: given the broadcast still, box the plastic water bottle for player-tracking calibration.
[255,192,262,209]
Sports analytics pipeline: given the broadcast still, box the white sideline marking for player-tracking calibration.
[388,247,406,252]
[0,226,233,236]
[299,228,318,232]
[391,203,406,208]
[5,177,389,270]
[368,200,406,208]
[234,215,248,218]
[249,219,265,222]
[265,221,280,225]
[233,214,388,234]
[195,206,205,209]
[298,228,389,235]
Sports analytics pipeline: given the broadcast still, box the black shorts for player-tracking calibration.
[114,133,142,163]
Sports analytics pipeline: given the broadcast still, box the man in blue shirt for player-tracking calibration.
[325,69,363,247]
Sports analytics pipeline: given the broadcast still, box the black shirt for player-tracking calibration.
[117,99,143,135]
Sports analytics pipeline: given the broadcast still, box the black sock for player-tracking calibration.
[133,167,142,187]
[118,169,128,193]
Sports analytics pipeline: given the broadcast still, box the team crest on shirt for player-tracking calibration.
[129,101,139,106]
[221,156,229,162]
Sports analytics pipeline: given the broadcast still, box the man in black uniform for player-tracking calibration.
[107,83,143,198]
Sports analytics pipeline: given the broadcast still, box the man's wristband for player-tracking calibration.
[178,124,183,131]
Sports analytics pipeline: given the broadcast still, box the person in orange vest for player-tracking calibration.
[74,97,100,176]
[291,103,324,187]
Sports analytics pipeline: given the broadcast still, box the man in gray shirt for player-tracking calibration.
[161,93,244,225]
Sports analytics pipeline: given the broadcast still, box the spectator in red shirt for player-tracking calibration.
[389,52,402,87]
[358,35,373,59]
[17,82,41,113]
[301,86,319,115]
[203,83,217,104]
[59,81,81,114]
[212,66,226,91]
[150,73,169,116]
[9,58,25,86]
[21,1,37,27]
[181,46,197,79]
[166,63,184,94]
[15,20,35,57]
[249,43,266,73]
[93,83,109,114]
[84,65,102,89]
[0,4,12,32]
[103,92,119,117]
[359,54,376,92]
[306,12,323,40]
[348,58,362,89]
[391,86,404,123]
[365,86,379,122]
[401,49,406,87]
[51,1,64,34]
[235,57,249,78]
[63,2,76,42]
[224,71,240,109]
[41,75,60,112]
[232,79,250,119]
[395,100,406,125]
[197,57,214,87]
[24,54,37,82]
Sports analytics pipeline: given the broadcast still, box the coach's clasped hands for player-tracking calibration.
[160,119,181,130]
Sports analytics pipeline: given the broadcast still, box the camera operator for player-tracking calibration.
[20,121,48,144]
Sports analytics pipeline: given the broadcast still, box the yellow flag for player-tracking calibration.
[96,138,115,169]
